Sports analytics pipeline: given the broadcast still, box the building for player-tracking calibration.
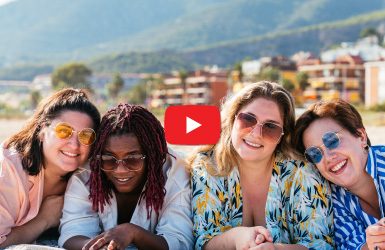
[298,55,365,103]
[151,70,229,108]
[364,61,385,108]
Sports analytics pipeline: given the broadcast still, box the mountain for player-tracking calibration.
[184,10,385,67]
[0,0,384,66]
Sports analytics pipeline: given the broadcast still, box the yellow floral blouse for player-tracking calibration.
[191,151,335,250]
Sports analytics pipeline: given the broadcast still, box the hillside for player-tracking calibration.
[183,10,385,67]
[87,50,198,74]
[0,0,384,66]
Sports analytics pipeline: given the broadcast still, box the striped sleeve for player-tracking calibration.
[332,188,367,250]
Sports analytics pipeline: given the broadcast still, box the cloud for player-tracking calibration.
[0,0,17,6]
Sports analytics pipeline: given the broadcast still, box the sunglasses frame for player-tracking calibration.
[54,122,96,146]
[304,128,344,164]
[235,112,284,144]
[97,154,146,172]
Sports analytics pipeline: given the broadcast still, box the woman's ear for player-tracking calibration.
[38,123,47,142]
[357,128,367,145]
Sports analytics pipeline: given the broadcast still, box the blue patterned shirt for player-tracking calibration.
[333,145,385,249]
[191,151,335,250]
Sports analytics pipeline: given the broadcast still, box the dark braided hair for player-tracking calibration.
[89,103,169,218]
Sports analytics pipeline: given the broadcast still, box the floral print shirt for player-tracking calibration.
[191,151,335,250]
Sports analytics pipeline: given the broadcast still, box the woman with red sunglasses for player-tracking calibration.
[189,81,334,250]
[293,99,385,250]
[58,103,193,250]
[0,88,100,248]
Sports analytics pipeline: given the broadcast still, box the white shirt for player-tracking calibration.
[58,148,193,250]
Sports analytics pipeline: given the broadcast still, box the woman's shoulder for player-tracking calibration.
[190,150,218,176]
[0,140,25,177]
[275,151,325,183]
[163,148,190,188]
[67,165,91,188]
[371,145,385,155]
[0,140,22,161]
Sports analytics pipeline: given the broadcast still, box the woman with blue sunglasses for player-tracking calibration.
[293,99,385,250]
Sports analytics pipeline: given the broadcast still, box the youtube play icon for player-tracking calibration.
[164,105,221,145]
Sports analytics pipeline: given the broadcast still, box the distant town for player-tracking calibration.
[1,33,385,116]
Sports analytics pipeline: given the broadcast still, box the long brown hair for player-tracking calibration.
[292,98,371,161]
[89,103,168,217]
[6,88,100,176]
[188,81,295,176]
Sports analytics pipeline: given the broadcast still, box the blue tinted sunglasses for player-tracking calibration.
[304,129,344,164]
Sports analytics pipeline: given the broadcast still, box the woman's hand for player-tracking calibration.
[82,223,135,250]
[234,226,273,250]
[36,195,64,229]
[366,218,385,250]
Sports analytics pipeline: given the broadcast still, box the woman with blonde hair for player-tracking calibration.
[0,88,100,248]
[190,81,334,250]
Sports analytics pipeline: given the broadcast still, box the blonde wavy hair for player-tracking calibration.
[188,81,295,176]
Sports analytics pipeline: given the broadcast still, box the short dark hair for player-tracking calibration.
[292,99,371,161]
[89,103,168,218]
[7,88,100,176]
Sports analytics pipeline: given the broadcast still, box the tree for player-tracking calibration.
[127,81,147,105]
[282,78,295,93]
[256,66,279,82]
[178,69,188,105]
[233,61,243,82]
[30,90,41,108]
[296,71,309,91]
[51,62,93,91]
[360,27,381,44]
[106,73,124,98]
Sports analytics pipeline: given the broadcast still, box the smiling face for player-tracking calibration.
[302,118,368,189]
[231,97,283,167]
[41,110,94,176]
[102,133,147,194]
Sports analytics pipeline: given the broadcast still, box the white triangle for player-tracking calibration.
[186,117,201,134]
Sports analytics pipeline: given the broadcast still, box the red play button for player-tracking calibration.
[164,105,221,145]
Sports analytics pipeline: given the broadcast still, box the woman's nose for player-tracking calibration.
[322,146,337,163]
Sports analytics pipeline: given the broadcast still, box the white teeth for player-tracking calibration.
[117,178,130,182]
[331,160,347,172]
[62,151,77,157]
[244,140,262,148]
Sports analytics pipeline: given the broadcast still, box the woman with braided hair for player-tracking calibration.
[59,103,193,250]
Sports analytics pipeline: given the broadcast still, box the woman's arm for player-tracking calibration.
[59,169,102,249]
[0,195,63,248]
[332,188,369,250]
[0,155,64,248]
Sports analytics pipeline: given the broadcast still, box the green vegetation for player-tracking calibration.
[185,9,385,66]
[125,81,147,105]
[51,62,92,91]
[106,73,124,98]
[88,50,198,74]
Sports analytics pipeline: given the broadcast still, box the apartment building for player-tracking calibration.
[364,61,385,108]
[298,55,365,103]
[151,70,229,108]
